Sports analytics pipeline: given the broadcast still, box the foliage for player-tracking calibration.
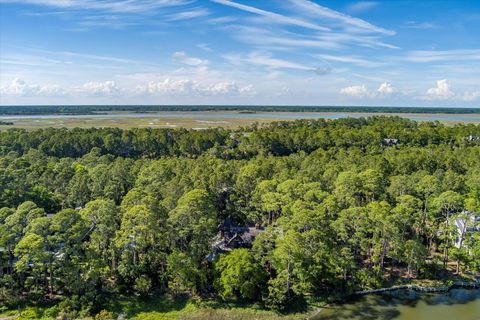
[214,249,266,301]
[1,117,480,314]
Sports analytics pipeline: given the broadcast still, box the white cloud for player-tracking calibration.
[340,84,369,97]
[209,82,255,95]
[172,51,208,66]
[79,81,119,95]
[463,91,480,102]
[377,82,396,94]
[136,78,255,96]
[0,78,64,95]
[424,79,455,100]
[238,84,255,95]
[340,82,398,98]
[138,79,197,94]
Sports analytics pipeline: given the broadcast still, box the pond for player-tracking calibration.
[313,289,480,320]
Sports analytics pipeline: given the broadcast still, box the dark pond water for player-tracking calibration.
[313,289,480,320]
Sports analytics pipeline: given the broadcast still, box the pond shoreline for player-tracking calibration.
[353,280,480,296]
[313,284,480,319]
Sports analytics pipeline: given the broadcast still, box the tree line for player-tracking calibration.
[0,116,479,317]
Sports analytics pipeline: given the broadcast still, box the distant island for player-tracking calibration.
[0,105,479,115]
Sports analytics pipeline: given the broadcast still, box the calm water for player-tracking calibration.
[313,289,480,320]
[1,112,480,122]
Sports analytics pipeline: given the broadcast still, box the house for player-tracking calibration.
[382,138,399,146]
[229,132,251,144]
[0,247,17,276]
[207,221,264,262]
[467,135,480,142]
[454,211,480,249]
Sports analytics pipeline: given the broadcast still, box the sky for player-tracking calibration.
[0,0,479,106]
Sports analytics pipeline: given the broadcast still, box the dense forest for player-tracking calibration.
[0,105,479,115]
[1,116,480,318]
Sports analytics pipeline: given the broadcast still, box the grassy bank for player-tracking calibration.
[0,295,316,320]
[1,276,476,319]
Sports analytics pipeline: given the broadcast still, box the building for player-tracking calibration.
[207,221,264,262]
[454,211,480,249]
[382,138,399,146]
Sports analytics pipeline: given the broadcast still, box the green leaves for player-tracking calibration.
[1,118,480,313]
[214,248,265,301]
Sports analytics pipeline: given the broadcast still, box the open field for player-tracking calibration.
[1,111,480,130]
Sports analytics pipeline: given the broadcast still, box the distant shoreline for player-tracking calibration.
[1,105,479,116]
[2,111,480,130]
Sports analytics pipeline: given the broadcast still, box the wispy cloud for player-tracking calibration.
[223,51,329,74]
[166,7,210,21]
[196,43,213,52]
[212,0,397,52]
[206,16,237,24]
[22,47,156,66]
[404,49,480,63]
[226,25,343,50]
[211,0,331,31]
[345,1,380,14]
[316,32,398,49]
[172,51,209,66]
[315,54,385,67]
[288,0,395,35]
[76,14,141,29]
[0,0,191,13]
[402,21,437,29]
[1,55,71,67]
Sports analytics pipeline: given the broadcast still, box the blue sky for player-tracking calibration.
[0,0,479,106]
